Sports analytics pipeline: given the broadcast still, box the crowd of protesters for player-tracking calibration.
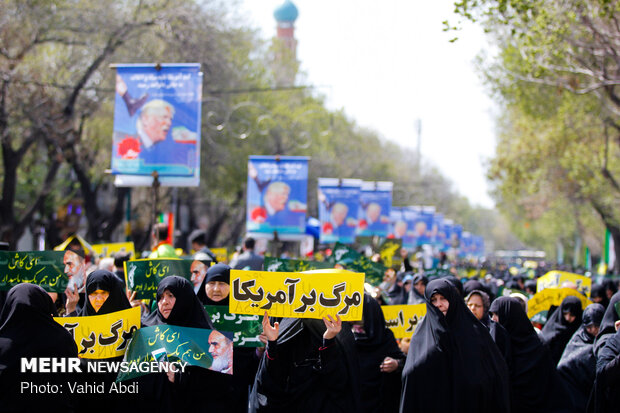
[1,233,620,413]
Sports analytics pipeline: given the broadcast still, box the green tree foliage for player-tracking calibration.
[1,0,510,253]
[452,0,620,267]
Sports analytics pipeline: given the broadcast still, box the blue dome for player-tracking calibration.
[274,0,298,22]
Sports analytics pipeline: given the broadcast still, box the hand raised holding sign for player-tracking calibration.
[260,311,279,342]
[322,314,342,340]
[65,285,79,315]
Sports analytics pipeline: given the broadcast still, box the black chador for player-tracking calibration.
[400,279,510,413]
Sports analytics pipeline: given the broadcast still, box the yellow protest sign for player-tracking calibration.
[210,248,228,264]
[537,271,592,297]
[527,288,592,319]
[54,307,141,359]
[92,242,135,258]
[229,269,364,321]
[381,304,427,338]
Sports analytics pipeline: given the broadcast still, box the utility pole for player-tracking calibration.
[416,118,422,173]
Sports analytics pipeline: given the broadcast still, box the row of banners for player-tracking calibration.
[107,65,483,254]
[245,155,485,255]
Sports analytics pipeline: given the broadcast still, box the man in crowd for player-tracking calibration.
[230,237,263,271]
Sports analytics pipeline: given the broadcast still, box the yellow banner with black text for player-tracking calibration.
[54,307,141,359]
[381,304,427,338]
[229,269,364,321]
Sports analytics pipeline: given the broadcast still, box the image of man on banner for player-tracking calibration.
[357,182,392,237]
[115,74,193,167]
[248,162,304,228]
[317,179,360,244]
[190,259,209,293]
[208,330,233,374]
[327,202,349,236]
[361,202,383,232]
[63,241,88,315]
[111,67,200,178]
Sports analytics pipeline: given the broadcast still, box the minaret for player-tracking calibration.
[274,0,298,56]
[273,0,299,86]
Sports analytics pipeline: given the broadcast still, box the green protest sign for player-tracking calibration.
[329,242,385,286]
[117,325,234,382]
[264,257,333,273]
[124,259,193,299]
[0,251,68,292]
[205,305,263,347]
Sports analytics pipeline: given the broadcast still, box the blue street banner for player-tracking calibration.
[111,64,202,187]
[474,235,485,257]
[432,213,445,248]
[401,207,419,249]
[410,206,435,246]
[461,232,473,257]
[357,181,393,237]
[443,219,454,251]
[451,224,463,249]
[389,207,407,242]
[246,156,309,234]
[318,178,362,244]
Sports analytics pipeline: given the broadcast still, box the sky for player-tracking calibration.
[238,0,498,208]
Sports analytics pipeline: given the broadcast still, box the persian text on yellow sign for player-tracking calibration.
[229,269,364,321]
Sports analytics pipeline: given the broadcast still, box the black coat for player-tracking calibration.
[249,317,361,413]
[140,276,232,413]
[400,279,510,413]
[197,264,261,413]
[489,296,577,412]
[355,294,405,413]
[593,290,620,357]
[540,296,583,365]
[557,304,605,411]
[588,328,620,413]
[75,270,134,413]
[0,284,78,413]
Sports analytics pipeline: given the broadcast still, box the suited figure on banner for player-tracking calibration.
[359,201,389,233]
[113,74,196,171]
[248,162,306,228]
[319,190,357,239]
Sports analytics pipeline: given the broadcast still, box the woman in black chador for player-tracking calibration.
[400,278,510,413]
[540,295,583,365]
[489,296,577,412]
[0,283,78,413]
[197,263,260,413]
[140,276,232,413]
[354,293,405,413]
[465,289,512,371]
[593,290,620,357]
[557,303,604,411]
[589,327,620,412]
[249,311,361,413]
[75,270,133,412]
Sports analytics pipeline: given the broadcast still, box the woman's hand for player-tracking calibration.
[322,314,342,340]
[65,286,79,314]
[380,356,398,373]
[261,311,279,342]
